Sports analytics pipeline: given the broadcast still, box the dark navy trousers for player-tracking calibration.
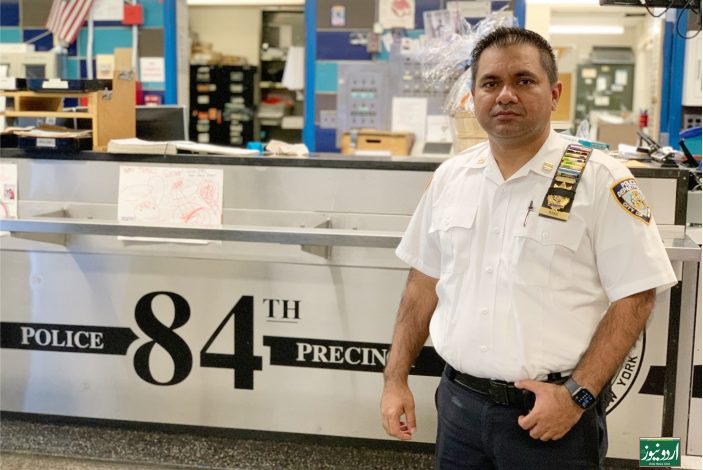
[435,369,608,469]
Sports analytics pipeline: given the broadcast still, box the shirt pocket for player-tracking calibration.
[513,217,587,287]
[429,206,478,274]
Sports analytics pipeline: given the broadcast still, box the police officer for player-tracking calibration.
[380,27,677,469]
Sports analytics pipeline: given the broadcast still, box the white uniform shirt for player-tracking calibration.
[396,131,677,382]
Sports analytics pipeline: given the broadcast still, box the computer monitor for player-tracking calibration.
[136,105,187,141]
[0,51,62,79]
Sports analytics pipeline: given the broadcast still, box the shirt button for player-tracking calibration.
[480,345,488,352]
[480,307,489,315]
[491,227,500,235]
[542,232,550,240]
[485,266,494,274]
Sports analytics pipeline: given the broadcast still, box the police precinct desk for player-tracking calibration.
[0,149,700,467]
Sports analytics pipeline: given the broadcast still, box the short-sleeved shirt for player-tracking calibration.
[396,131,677,382]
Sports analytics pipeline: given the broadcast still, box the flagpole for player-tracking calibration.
[86,6,94,79]
[46,0,94,76]
[47,0,67,78]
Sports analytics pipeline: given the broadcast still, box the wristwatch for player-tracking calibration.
[564,377,597,410]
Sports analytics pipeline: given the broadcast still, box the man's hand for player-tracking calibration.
[380,268,437,441]
[381,380,417,440]
[514,380,583,441]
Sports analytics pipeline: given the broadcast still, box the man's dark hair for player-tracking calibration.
[470,27,558,86]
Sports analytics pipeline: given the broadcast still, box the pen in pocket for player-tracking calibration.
[523,200,534,227]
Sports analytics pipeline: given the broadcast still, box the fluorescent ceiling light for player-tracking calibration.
[527,0,599,4]
[187,0,304,5]
[549,25,625,34]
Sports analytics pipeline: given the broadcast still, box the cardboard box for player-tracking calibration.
[341,129,414,156]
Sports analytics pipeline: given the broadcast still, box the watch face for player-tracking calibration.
[574,388,596,409]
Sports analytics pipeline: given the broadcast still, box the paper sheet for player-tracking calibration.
[281,46,305,91]
[107,138,259,156]
[382,33,394,53]
[118,165,224,243]
[174,141,259,156]
[615,69,628,86]
[594,96,610,107]
[447,0,491,18]
[392,97,427,142]
[92,0,123,20]
[378,0,415,29]
[140,57,165,83]
[14,126,91,138]
[426,115,453,143]
[331,6,346,27]
[423,9,462,39]
[400,37,420,54]
[96,54,115,79]
[596,76,608,92]
[0,163,18,219]
[581,68,597,79]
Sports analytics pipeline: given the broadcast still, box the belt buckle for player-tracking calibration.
[488,379,510,406]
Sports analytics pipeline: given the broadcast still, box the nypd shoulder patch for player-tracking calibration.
[610,177,651,224]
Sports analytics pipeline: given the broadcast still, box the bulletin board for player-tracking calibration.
[314,0,518,152]
[574,63,635,124]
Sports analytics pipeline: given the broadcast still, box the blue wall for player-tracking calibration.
[304,0,523,152]
[0,0,167,102]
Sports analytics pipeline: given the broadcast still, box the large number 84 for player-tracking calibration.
[132,292,263,389]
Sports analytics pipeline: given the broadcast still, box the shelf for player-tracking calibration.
[258,10,304,138]
[2,110,94,118]
[260,81,289,89]
[1,49,135,151]
[0,216,403,249]
[0,90,94,98]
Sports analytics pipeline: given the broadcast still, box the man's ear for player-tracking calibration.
[551,81,563,111]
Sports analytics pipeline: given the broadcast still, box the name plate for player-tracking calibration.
[36,138,56,148]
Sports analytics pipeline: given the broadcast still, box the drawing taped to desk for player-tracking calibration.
[0,163,18,219]
[118,165,223,242]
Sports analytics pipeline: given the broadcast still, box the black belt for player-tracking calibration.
[445,365,567,409]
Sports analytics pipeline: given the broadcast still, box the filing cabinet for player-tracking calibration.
[189,65,257,147]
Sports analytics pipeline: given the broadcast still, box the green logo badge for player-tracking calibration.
[639,438,681,467]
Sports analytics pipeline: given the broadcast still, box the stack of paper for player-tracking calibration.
[107,138,259,156]
[107,138,179,155]
[174,141,259,156]
[14,125,92,139]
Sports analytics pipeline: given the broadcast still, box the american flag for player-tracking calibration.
[45,0,96,45]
